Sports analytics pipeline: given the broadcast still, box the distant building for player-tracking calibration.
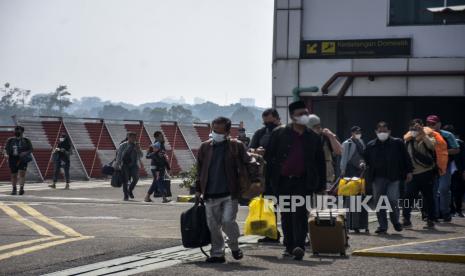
[239,98,256,107]
[272,0,465,139]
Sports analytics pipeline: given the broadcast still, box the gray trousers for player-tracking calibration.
[372,178,400,231]
[204,196,240,257]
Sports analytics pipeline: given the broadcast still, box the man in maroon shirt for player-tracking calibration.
[265,101,326,260]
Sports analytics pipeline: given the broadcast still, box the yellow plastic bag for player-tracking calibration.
[244,196,277,239]
[338,177,365,196]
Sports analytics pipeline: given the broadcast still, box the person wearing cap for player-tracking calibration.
[340,126,366,178]
[265,101,326,260]
[145,142,171,203]
[3,126,33,195]
[426,115,460,222]
[307,114,342,184]
[363,121,413,234]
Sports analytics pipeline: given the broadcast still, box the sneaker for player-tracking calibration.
[458,212,464,218]
[19,187,24,195]
[123,196,129,201]
[402,220,412,228]
[393,223,403,232]
[231,249,243,260]
[128,191,135,199]
[292,247,304,261]
[10,188,17,195]
[443,217,452,223]
[206,256,226,263]
[64,183,70,190]
[162,198,172,203]
[375,228,387,235]
[48,183,56,189]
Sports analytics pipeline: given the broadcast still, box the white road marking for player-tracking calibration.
[43,236,260,276]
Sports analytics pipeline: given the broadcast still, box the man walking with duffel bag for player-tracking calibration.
[195,116,252,263]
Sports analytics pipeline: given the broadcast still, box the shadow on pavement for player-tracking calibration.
[250,254,334,267]
[407,228,456,234]
[193,261,268,272]
[374,234,419,240]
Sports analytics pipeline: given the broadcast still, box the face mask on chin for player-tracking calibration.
[294,115,310,126]
[59,138,65,142]
[377,132,390,141]
[355,134,362,140]
[211,131,225,143]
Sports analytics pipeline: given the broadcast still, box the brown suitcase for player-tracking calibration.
[308,211,348,256]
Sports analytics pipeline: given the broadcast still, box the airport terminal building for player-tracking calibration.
[272,0,465,139]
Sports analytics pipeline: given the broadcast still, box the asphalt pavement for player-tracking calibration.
[0,179,464,276]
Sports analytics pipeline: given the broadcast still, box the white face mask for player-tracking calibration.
[59,138,65,142]
[410,130,418,138]
[355,134,362,140]
[294,115,310,126]
[377,132,390,141]
[211,131,225,143]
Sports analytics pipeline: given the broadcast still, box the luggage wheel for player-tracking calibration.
[313,252,319,256]
[365,229,370,233]
[340,252,346,256]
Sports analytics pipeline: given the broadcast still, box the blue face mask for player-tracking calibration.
[211,131,225,143]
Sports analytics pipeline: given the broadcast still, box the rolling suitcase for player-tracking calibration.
[308,210,348,256]
[344,196,369,233]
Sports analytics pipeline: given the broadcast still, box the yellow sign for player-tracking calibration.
[321,41,336,54]
[306,43,318,54]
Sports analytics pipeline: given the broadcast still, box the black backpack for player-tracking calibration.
[180,198,211,256]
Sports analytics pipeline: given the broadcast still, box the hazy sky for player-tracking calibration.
[0,0,273,107]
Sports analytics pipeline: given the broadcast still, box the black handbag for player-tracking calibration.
[111,170,123,188]
[164,177,172,197]
[102,161,115,176]
[180,198,211,255]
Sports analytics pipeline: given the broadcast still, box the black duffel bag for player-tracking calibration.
[111,170,123,188]
[180,198,211,256]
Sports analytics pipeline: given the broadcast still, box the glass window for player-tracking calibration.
[389,0,465,25]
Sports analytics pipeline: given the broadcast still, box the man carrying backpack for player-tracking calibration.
[426,115,461,222]
[402,119,437,228]
[340,126,366,178]
[3,126,33,195]
[195,116,252,263]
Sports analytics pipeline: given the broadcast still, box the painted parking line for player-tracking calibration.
[16,203,83,237]
[0,202,56,237]
[43,236,260,276]
[0,236,62,252]
[0,236,93,261]
[0,202,93,261]
[353,236,465,263]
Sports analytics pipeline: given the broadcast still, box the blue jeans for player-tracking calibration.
[433,168,452,219]
[372,178,400,231]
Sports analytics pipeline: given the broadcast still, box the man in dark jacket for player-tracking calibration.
[3,126,33,195]
[115,132,143,201]
[195,116,252,263]
[249,108,281,151]
[363,121,413,234]
[49,133,72,189]
[265,101,326,260]
[249,108,282,243]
